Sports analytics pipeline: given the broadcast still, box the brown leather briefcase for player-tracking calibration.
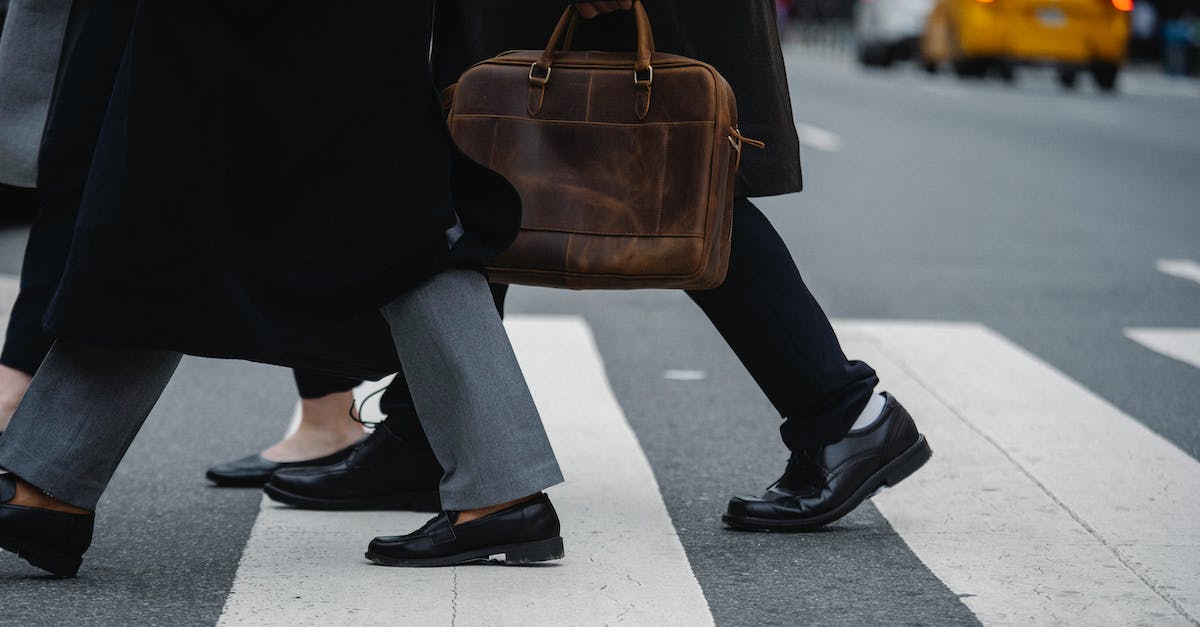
[444,1,762,290]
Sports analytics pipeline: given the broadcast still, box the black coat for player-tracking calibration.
[432,0,803,198]
[43,0,521,379]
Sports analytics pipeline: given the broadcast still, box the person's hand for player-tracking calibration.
[574,1,633,19]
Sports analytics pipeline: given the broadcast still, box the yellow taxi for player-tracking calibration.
[919,0,1132,90]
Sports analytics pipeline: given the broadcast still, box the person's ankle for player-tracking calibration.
[7,476,91,515]
[300,390,357,422]
[454,493,541,525]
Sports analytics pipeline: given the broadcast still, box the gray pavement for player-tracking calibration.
[0,46,1197,625]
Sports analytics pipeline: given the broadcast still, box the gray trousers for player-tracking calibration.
[0,268,563,510]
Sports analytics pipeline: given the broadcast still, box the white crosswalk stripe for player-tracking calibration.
[1125,328,1200,370]
[839,320,1200,625]
[218,316,713,626]
[1157,259,1200,286]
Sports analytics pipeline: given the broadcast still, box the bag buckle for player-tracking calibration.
[529,62,552,86]
[634,66,653,86]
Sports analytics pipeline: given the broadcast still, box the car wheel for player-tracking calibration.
[858,43,893,68]
[1056,68,1079,90]
[922,59,939,75]
[1092,63,1119,93]
[953,59,986,79]
[995,64,1016,84]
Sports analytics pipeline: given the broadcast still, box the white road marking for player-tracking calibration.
[218,316,713,626]
[662,369,707,381]
[1157,259,1200,286]
[1125,328,1200,370]
[796,123,843,152]
[836,320,1200,625]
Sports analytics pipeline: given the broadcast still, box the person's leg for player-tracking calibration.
[0,341,181,511]
[204,368,365,486]
[381,268,559,512]
[261,375,443,510]
[257,369,364,462]
[0,0,138,433]
[693,199,930,532]
[365,268,563,567]
[0,341,181,576]
[263,283,511,510]
[686,197,879,450]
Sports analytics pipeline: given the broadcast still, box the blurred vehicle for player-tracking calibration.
[919,0,1132,90]
[856,0,938,65]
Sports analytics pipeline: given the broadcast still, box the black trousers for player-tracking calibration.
[306,198,878,451]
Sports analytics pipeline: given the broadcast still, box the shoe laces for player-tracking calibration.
[774,449,825,493]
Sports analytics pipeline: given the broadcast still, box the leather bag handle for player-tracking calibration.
[528,1,657,119]
[532,1,655,80]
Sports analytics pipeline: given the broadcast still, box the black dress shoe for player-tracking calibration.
[0,474,94,577]
[205,438,363,487]
[264,421,443,511]
[724,392,932,532]
[365,493,564,567]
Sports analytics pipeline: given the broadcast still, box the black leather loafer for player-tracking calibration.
[723,392,932,532]
[205,438,363,487]
[0,474,94,577]
[365,493,564,567]
[265,421,442,511]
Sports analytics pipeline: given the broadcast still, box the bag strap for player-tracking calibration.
[528,1,656,119]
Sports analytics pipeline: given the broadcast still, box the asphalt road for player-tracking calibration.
[0,49,1197,625]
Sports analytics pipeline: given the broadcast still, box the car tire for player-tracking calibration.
[1092,63,1119,93]
[922,59,939,75]
[953,59,986,79]
[858,43,893,68]
[996,64,1016,84]
[1056,68,1079,90]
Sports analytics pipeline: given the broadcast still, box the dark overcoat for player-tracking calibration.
[432,0,803,198]
[42,0,521,379]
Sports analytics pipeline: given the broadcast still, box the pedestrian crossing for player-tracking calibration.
[211,315,1199,626]
[841,321,1199,625]
[1,270,1198,624]
[218,317,713,626]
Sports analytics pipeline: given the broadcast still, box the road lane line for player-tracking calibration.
[1125,328,1200,370]
[1157,259,1200,286]
[218,315,713,626]
[836,320,1200,625]
[796,123,843,152]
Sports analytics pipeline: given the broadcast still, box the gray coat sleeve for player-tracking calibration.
[0,0,73,187]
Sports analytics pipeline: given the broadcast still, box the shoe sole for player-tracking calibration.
[263,483,441,512]
[365,536,565,568]
[205,472,273,488]
[722,435,933,533]
[0,534,83,578]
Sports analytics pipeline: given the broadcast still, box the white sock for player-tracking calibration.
[850,392,887,431]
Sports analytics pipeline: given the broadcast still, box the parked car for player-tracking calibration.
[856,0,938,65]
[919,0,1132,90]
